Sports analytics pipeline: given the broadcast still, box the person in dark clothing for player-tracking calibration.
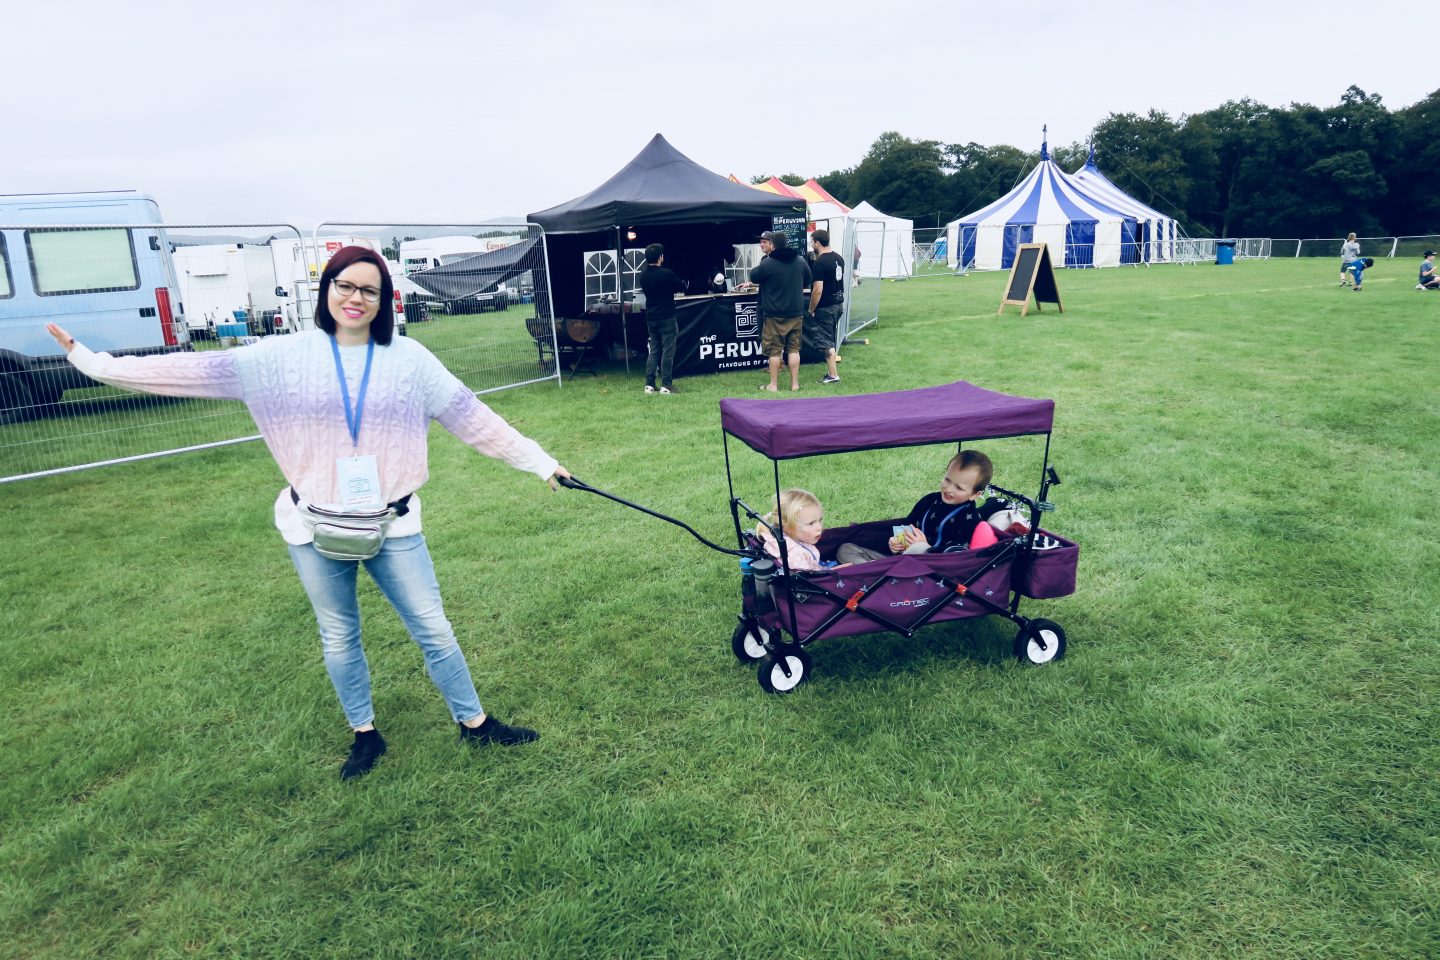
[807,229,845,385]
[639,243,686,394]
[835,450,1005,564]
[749,230,812,392]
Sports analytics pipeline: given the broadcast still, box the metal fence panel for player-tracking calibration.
[843,219,885,340]
[910,227,961,278]
[1,222,304,483]
[315,222,558,398]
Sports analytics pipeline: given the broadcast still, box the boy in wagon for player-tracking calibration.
[836,450,1006,565]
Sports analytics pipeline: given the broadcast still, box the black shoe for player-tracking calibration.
[460,715,539,746]
[340,729,386,781]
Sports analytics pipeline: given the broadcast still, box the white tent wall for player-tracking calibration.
[848,201,914,278]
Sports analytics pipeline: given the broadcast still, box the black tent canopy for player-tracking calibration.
[529,134,804,318]
[530,133,801,234]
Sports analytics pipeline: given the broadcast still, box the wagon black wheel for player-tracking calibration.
[1014,618,1066,665]
[731,621,770,663]
[757,645,812,694]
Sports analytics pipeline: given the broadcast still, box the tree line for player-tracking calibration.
[758,87,1439,239]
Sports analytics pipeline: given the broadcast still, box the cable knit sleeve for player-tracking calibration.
[433,386,558,479]
[67,343,244,400]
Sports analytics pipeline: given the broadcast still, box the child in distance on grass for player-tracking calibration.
[757,488,834,572]
[835,450,1006,565]
[1347,256,1375,291]
[1339,233,1360,286]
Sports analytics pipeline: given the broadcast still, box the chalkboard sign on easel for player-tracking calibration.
[998,243,1063,316]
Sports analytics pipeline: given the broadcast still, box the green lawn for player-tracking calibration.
[3,258,1437,958]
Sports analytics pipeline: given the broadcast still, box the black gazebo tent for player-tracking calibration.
[529,134,804,318]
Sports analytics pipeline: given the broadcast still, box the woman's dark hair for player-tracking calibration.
[316,245,395,345]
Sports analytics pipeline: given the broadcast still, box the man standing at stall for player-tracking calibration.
[640,243,686,394]
[751,230,811,392]
[807,229,844,385]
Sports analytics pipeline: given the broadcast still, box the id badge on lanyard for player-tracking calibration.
[337,455,383,510]
[332,337,384,510]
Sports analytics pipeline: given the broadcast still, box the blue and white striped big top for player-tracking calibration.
[1070,149,1178,264]
[946,140,1138,272]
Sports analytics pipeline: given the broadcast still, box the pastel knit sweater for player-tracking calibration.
[67,330,559,544]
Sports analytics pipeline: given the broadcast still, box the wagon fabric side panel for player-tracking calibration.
[1014,531,1080,599]
[761,521,1012,642]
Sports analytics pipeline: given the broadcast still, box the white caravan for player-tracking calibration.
[173,242,283,338]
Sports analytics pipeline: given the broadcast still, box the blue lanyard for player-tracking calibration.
[329,336,374,450]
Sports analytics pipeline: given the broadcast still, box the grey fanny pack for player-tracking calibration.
[291,488,412,561]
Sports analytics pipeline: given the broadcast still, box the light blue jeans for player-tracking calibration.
[288,533,484,729]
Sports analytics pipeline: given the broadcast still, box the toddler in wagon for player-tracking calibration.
[835,450,1007,565]
[756,488,836,572]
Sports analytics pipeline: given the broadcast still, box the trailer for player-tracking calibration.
[173,242,283,338]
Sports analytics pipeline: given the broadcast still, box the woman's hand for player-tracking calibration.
[46,323,77,354]
[548,464,572,491]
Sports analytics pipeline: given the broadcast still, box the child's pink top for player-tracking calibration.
[756,524,824,572]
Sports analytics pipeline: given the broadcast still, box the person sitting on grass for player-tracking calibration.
[1417,250,1438,290]
[756,488,835,572]
[835,450,1005,565]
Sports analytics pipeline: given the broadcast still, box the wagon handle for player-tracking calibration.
[556,475,753,558]
[987,483,1050,512]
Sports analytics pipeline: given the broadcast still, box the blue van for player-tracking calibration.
[0,191,189,423]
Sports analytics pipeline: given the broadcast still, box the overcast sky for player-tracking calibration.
[7,0,1432,229]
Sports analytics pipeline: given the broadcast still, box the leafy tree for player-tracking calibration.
[1389,89,1440,232]
[813,169,855,206]
[849,132,947,224]
[792,86,1440,237]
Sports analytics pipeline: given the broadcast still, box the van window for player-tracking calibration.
[27,228,139,296]
[0,234,11,299]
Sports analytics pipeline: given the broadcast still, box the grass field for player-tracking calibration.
[3,258,1437,958]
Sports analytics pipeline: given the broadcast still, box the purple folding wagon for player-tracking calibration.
[562,381,1079,694]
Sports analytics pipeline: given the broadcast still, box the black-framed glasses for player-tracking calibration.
[332,279,382,303]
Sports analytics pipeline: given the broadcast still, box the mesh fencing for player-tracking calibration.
[1,222,303,482]
[911,227,960,278]
[1280,235,1440,259]
[313,222,557,398]
[843,219,885,340]
[1,221,558,483]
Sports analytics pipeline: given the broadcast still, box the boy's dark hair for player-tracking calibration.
[645,243,665,265]
[1362,257,1375,268]
[316,245,395,345]
[948,449,993,489]
[811,229,830,247]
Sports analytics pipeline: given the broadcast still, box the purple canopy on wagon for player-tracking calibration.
[720,381,1054,460]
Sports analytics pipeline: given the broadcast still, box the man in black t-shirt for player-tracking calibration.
[639,243,686,394]
[807,229,845,385]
